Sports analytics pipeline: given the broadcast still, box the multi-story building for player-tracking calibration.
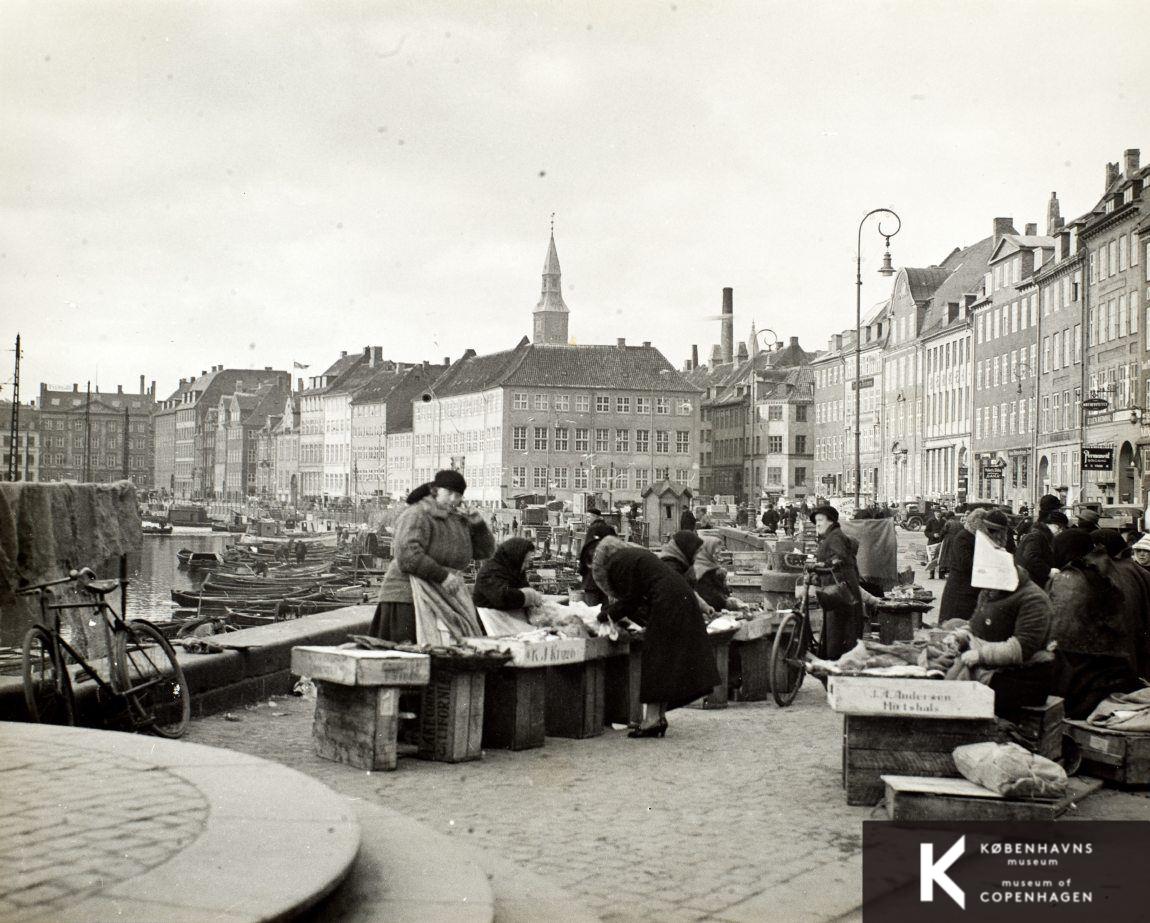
[1081,150,1147,506]
[38,379,156,487]
[298,352,366,502]
[879,267,950,501]
[1,400,40,482]
[969,219,1055,508]
[153,366,288,498]
[1137,206,1150,501]
[272,389,301,505]
[812,333,849,497]
[414,233,701,510]
[322,348,388,500]
[352,361,447,501]
[212,382,290,501]
[1032,195,1085,502]
[919,235,995,502]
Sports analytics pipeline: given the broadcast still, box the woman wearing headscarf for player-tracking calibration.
[372,470,495,642]
[810,505,864,661]
[592,537,721,737]
[471,537,545,612]
[1047,529,1139,719]
[693,536,746,612]
[658,530,704,579]
[955,510,1054,714]
[577,519,617,606]
[939,508,989,623]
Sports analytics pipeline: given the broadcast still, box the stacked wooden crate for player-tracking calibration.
[998,696,1064,762]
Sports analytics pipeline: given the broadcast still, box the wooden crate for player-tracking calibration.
[417,668,486,763]
[292,646,430,687]
[483,667,547,751]
[882,774,1104,822]
[692,634,732,709]
[604,642,643,727]
[876,610,921,644]
[312,681,402,771]
[843,714,998,806]
[1064,720,1150,785]
[545,660,606,739]
[999,696,1064,762]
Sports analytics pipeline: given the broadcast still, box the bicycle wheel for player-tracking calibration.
[22,625,76,726]
[769,612,808,707]
[115,620,191,738]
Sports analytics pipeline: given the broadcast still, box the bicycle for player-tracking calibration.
[768,555,833,707]
[19,567,191,738]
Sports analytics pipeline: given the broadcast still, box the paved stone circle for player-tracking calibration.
[0,735,209,920]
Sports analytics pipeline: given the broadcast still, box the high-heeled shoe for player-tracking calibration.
[628,718,668,739]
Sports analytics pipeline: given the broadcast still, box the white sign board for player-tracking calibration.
[465,636,620,667]
[827,676,995,719]
[971,530,1019,591]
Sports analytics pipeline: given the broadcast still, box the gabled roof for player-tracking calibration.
[919,235,995,337]
[429,339,701,397]
[350,367,407,405]
[641,479,692,499]
[302,353,365,396]
[903,267,951,304]
[989,234,1056,263]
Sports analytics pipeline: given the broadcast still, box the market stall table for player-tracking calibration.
[728,612,781,702]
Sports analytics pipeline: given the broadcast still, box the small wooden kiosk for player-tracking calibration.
[642,480,693,546]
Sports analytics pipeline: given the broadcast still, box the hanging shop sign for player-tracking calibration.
[849,377,875,391]
[1082,397,1110,413]
[1081,446,1114,471]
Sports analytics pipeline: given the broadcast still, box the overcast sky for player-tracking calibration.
[2,1,1148,401]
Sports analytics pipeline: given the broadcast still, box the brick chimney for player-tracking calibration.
[1024,223,1037,236]
[642,340,651,348]
[1047,192,1062,235]
[993,217,1015,242]
[721,288,734,364]
[789,336,799,348]
[1106,162,1120,189]
[736,341,748,362]
[711,343,724,365]
[691,344,699,370]
[1125,149,1141,177]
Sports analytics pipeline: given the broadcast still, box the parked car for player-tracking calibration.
[894,500,945,531]
[1072,502,1144,531]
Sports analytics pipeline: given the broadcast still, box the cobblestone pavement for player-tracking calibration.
[0,735,209,920]
[188,532,1150,921]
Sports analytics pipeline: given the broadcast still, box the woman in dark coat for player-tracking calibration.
[372,470,495,642]
[577,520,617,605]
[1047,530,1139,719]
[693,536,744,612]
[937,513,962,578]
[593,537,721,737]
[472,537,544,611]
[939,509,987,623]
[679,507,697,532]
[810,506,864,660]
[658,530,703,578]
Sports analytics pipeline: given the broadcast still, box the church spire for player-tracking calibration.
[533,220,569,345]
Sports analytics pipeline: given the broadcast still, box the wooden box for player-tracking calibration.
[881,774,1104,822]
[876,609,922,644]
[842,714,998,806]
[546,660,606,738]
[689,633,732,709]
[292,646,430,687]
[999,696,1064,762]
[828,676,995,719]
[604,642,643,727]
[417,668,485,763]
[312,681,402,771]
[1064,720,1150,785]
[483,668,547,750]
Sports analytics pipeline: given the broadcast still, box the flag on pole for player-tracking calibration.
[293,361,310,369]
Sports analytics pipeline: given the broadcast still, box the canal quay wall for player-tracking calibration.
[0,604,375,722]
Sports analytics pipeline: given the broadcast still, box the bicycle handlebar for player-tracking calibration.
[16,567,108,596]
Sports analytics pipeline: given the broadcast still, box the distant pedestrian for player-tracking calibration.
[296,541,307,564]
[761,506,779,534]
[511,516,519,536]
[679,506,697,532]
[924,509,944,579]
[783,506,798,537]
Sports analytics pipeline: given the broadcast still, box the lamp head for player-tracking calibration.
[878,243,896,277]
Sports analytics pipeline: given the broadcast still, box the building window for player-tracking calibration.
[767,466,782,485]
[675,430,690,453]
[655,397,670,415]
[554,466,568,489]
[794,467,807,487]
[513,393,528,410]
[533,426,548,451]
[655,431,669,453]
[635,468,650,490]
[655,466,670,482]
[674,468,689,485]
[554,427,568,451]
[636,396,651,414]
[554,394,569,412]
[615,396,630,414]
[593,466,608,489]
[574,466,589,489]
[574,428,589,452]
[795,405,808,422]
[575,395,590,413]
[512,426,527,451]
[615,429,630,452]
[595,428,610,452]
[767,405,783,421]
[511,466,526,488]
[533,394,549,411]
[533,467,548,489]
[767,435,782,453]
[636,429,650,453]
[795,435,807,454]
[596,396,610,413]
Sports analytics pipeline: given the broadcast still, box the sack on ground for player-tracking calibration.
[953,741,1067,800]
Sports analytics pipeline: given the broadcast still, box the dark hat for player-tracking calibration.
[1038,493,1063,514]
[810,505,839,524]
[983,510,1011,533]
[671,530,703,561]
[586,507,602,516]
[432,469,467,494]
[1092,528,1127,559]
[1076,508,1101,528]
[1053,529,1096,569]
[1042,510,1069,528]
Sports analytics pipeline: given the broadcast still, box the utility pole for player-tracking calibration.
[122,406,130,480]
[84,381,92,482]
[6,334,20,481]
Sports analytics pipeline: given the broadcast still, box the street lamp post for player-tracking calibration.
[855,208,901,509]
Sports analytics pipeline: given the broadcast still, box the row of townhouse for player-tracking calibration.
[810,147,1148,511]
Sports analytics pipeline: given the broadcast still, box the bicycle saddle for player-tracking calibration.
[82,579,122,596]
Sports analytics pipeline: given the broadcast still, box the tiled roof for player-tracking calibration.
[919,235,995,336]
[430,339,701,397]
[905,267,951,304]
[349,368,406,405]
[384,364,449,431]
[641,478,692,499]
